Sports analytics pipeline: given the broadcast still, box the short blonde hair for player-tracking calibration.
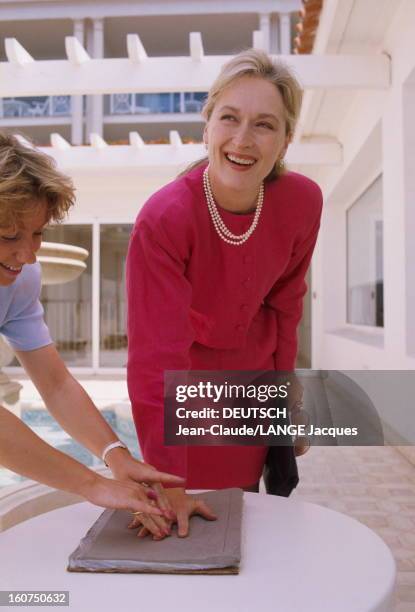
[180,48,303,180]
[0,131,75,229]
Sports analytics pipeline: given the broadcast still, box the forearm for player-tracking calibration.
[42,375,120,460]
[0,405,95,496]
[16,346,123,462]
[130,395,188,482]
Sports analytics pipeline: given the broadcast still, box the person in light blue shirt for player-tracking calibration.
[0,262,51,351]
[0,132,182,538]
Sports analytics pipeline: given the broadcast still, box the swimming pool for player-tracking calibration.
[0,405,141,489]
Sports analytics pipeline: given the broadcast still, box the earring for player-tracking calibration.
[277,158,285,171]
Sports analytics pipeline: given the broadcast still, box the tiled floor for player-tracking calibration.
[291,446,415,611]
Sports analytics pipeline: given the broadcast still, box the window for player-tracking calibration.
[347,176,383,327]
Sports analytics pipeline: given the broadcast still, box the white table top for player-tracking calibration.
[0,493,396,612]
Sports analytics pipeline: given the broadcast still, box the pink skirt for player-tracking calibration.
[185,316,274,489]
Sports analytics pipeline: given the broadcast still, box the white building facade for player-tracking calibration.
[3,0,414,383]
[0,0,303,372]
[292,0,415,372]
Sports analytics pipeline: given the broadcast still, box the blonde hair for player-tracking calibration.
[180,48,303,181]
[0,131,75,229]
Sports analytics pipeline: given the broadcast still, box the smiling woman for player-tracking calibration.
[126,49,323,539]
[203,76,290,214]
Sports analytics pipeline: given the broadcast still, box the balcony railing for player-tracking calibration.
[100,299,127,351]
[41,298,91,352]
[108,92,207,115]
[0,93,205,119]
[0,96,71,119]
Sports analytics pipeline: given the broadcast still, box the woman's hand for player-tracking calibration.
[285,373,310,457]
[105,450,187,537]
[79,472,167,517]
[128,487,217,539]
[106,448,184,489]
[107,449,182,511]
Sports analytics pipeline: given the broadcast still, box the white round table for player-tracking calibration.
[0,493,395,612]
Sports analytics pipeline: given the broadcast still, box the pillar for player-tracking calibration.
[86,17,104,139]
[71,19,84,144]
[279,12,292,55]
[270,14,280,54]
[258,13,271,53]
[382,72,415,360]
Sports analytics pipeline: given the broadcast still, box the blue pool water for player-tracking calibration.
[0,407,142,489]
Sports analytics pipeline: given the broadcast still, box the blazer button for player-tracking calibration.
[235,324,244,332]
[243,279,251,289]
[240,304,249,312]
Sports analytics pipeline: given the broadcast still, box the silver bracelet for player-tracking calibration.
[102,440,128,466]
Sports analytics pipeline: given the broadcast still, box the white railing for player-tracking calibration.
[42,299,91,352]
[0,95,71,119]
[109,92,206,115]
[41,298,129,353]
[100,299,127,351]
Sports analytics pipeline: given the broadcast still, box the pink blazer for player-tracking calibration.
[127,163,322,483]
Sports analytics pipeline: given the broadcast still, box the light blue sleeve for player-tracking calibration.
[0,263,52,352]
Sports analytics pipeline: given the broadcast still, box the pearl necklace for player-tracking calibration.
[203,167,264,246]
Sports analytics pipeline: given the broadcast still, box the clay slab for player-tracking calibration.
[68,488,243,574]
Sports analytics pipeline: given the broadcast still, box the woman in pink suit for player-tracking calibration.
[127,49,323,538]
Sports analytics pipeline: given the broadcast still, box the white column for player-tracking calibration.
[259,13,271,53]
[381,79,415,362]
[180,92,185,113]
[71,19,84,144]
[270,14,280,54]
[279,12,292,55]
[86,18,104,139]
[92,220,100,371]
[403,81,415,357]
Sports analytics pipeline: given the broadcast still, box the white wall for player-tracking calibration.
[66,169,178,223]
[311,0,415,371]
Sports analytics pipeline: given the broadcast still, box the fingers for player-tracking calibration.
[137,526,149,538]
[150,483,176,521]
[135,489,167,517]
[127,515,142,529]
[146,470,185,486]
[129,500,164,516]
[294,435,310,457]
[193,500,217,521]
[177,499,217,537]
[128,496,217,540]
[176,509,190,538]
[290,401,309,427]
[290,399,310,456]
[143,512,170,539]
[129,502,171,539]
[141,482,172,519]
[148,512,171,538]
